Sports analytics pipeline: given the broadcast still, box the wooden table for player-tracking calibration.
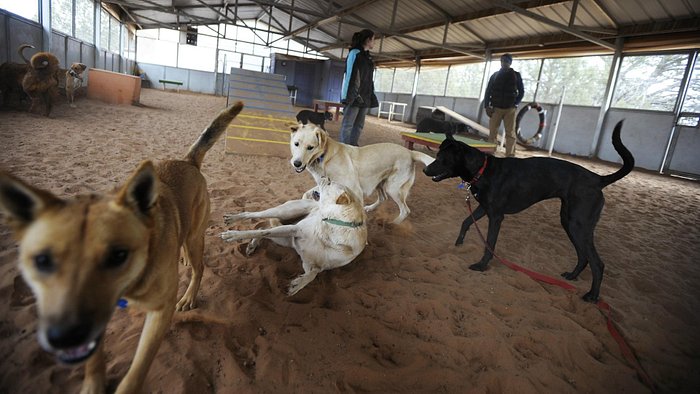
[400,132,496,153]
[313,99,344,121]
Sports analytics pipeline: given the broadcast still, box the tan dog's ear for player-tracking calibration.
[316,127,328,150]
[0,171,63,230]
[116,161,158,216]
[335,192,351,205]
[78,63,87,71]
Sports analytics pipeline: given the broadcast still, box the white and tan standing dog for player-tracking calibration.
[289,123,433,224]
[221,178,367,295]
[65,62,87,107]
[0,102,244,393]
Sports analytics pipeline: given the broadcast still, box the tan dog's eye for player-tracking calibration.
[306,146,314,151]
[34,253,55,273]
[104,248,129,269]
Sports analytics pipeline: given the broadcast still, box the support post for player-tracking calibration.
[548,86,566,157]
[590,37,624,158]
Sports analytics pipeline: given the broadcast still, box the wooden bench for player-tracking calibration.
[158,79,183,92]
[313,99,344,121]
[400,132,496,153]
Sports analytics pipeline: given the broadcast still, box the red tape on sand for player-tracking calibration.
[465,198,656,391]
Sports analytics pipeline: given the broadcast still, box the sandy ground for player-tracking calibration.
[0,89,698,393]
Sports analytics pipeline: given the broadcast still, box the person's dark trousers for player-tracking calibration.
[339,105,369,146]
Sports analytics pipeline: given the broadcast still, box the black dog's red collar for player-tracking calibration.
[468,156,488,185]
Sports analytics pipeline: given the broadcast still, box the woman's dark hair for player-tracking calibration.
[351,29,375,49]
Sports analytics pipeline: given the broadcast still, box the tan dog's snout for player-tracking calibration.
[43,319,92,349]
[37,310,104,365]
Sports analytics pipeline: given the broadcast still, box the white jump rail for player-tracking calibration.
[378,101,407,122]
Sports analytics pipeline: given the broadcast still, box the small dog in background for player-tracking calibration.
[65,62,87,107]
[296,109,333,130]
[416,117,470,134]
[21,45,60,116]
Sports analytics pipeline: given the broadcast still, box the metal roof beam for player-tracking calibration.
[117,4,143,30]
[194,0,243,29]
[494,0,615,50]
[589,0,618,28]
[283,0,380,39]
[138,0,268,43]
[572,25,617,35]
[568,0,579,27]
[394,0,569,35]
[334,19,484,59]
[421,0,452,20]
[250,1,288,33]
[246,0,327,18]
[105,0,257,13]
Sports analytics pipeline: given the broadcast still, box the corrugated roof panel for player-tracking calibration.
[663,0,700,17]
[432,0,487,16]
[116,0,700,62]
[444,24,485,46]
[378,37,415,53]
[596,0,674,24]
[573,2,617,29]
[367,0,444,30]
[409,27,450,47]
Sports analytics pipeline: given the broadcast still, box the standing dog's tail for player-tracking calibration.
[185,101,244,168]
[410,151,434,166]
[600,120,635,188]
[18,44,34,64]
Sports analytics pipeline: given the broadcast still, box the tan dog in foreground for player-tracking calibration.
[0,102,244,393]
[66,62,87,107]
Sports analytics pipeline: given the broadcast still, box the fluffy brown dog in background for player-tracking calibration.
[0,44,32,109]
[21,45,60,116]
[65,62,87,107]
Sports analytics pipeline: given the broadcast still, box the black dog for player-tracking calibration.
[416,117,469,134]
[296,110,333,130]
[423,121,634,302]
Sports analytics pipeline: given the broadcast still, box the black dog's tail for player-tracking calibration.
[600,120,635,188]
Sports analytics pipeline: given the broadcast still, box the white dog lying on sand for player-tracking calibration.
[221,178,367,295]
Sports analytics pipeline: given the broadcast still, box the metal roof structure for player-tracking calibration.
[107,0,700,65]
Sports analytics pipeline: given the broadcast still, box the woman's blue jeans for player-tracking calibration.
[339,105,369,146]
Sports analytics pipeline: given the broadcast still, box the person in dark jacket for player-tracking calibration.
[484,53,525,157]
[339,29,378,146]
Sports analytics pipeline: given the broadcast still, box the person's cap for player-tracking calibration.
[500,53,513,64]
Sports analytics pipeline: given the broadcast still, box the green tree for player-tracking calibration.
[612,54,687,111]
[538,56,612,106]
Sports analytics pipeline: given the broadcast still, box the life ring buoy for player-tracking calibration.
[516,102,546,145]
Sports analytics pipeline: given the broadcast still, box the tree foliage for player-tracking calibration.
[612,54,687,111]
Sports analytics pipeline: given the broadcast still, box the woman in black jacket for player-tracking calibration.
[339,29,378,146]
